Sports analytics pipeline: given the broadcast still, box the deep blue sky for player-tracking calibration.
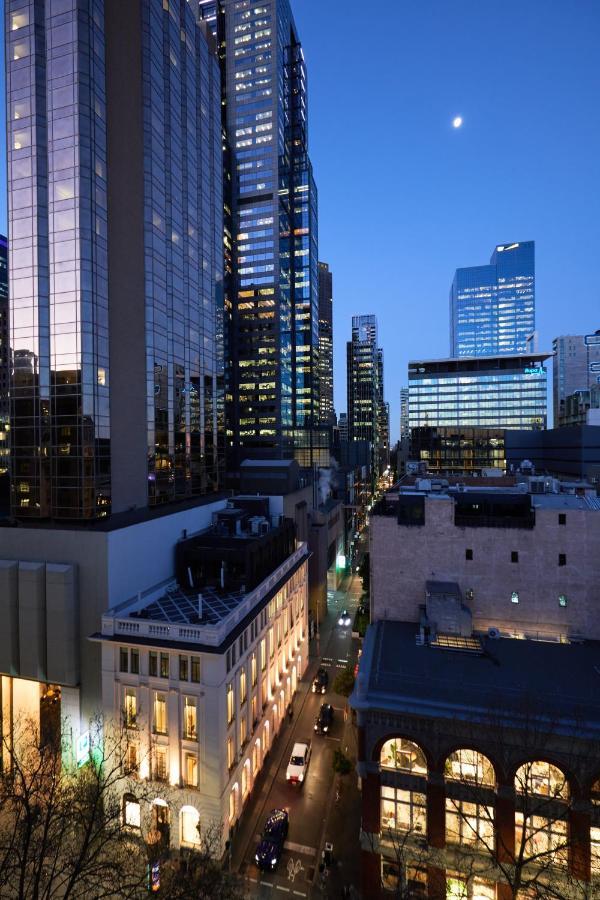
[1,2,599,441]
[293,0,600,439]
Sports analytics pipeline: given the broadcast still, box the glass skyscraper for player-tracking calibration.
[450,242,535,357]
[200,0,322,466]
[347,314,388,474]
[5,0,223,518]
[317,261,334,427]
[0,235,8,479]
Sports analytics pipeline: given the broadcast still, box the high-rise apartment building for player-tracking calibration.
[200,0,321,466]
[553,332,600,426]
[5,0,223,519]
[318,261,334,427]
[450,241,535,357]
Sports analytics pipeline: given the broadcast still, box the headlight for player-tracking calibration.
[271,858,277,867]
[323,726,328,732]
[255,854,260,862]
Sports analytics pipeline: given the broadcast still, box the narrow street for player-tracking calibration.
[230,569,364,899]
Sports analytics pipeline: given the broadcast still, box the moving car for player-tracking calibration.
[314,703,334,734]
[312,667,328,694]
[338,609,351,626]
[254,808,289,871]
[286,740,311,785]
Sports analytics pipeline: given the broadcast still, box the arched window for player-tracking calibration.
[122,793,140,829]
[380,738,427,775]
[180,805,200,846]
[515,761,569,800]
[445,749,495,787]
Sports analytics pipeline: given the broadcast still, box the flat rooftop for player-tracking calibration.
[352,620,600,737]
[136,584,246,626]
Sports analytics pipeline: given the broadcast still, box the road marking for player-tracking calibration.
[284,840,316,857]
[325,736,341,741]
[261,880,274,887]
[293,892,306,898]
[276,887,290,893]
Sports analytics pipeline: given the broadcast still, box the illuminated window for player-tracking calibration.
[153,693,167,735]
[227,736,234,770]
[380,738,427,775]
[515,761,568,800]
[515,812,567,865]
[154,747,167,781]
[381,786,426,835]
[445,749,495,786]
[446,799,494,848]
[184,753,198,788]
[183,697,197,740]
[180,806,200,845]
[124,688,137,728]
[511,591,519,604]
[226,682,234,725]
[123,794,140,828]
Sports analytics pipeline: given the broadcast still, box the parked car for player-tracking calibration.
[338,609,351,626]
[254,808,289,870]
[314,703,334,734]
[312,667,328,694]
[286,740,311,785]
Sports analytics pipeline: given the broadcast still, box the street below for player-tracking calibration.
[232,570,364,898]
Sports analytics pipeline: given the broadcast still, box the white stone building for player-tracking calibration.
[94,531,309,855]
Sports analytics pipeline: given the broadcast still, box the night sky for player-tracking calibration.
[1,0,599,440]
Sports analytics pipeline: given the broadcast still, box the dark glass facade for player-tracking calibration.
[210,0,321,466]
[450,241,535,357]
[0,235,8,478]
[410,426,506,475]
[5,0,223,519]
[347,314,387,475]
[317,261,334,427]
[408,354,549,432]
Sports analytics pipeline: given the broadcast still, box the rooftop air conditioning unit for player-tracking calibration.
[488,627,500,640]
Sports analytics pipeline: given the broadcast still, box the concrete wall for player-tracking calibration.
[371,497,600,639]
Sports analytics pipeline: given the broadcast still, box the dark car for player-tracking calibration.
[254,808,289,871]
[312,667,328,694]
[314,703,334,734]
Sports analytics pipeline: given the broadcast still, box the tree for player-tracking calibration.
[442,701,600,900]
[0,716,243,899]
[332,667,355,698]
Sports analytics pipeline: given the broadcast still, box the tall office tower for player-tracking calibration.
[376,348,388,471]
[400,387,410,445]
[200,0,322,467]
[0,234,8,480]
[338,412,348,443]
[317,261,334,427]
[450,241,535,357]
[347,315,380,453]
[6,0,223,519]
[553,332,600,426]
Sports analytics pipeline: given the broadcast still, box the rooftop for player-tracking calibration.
[352,620,600,737]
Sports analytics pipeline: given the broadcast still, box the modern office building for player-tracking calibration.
[553,332,600,427]
[338,412,348,443]
[450,242,535,358]
[0,235,8,485]
[200,0,322,467]
[317,261,334,427]
[94,498,309,856]
[408,354,549,469]
[347,315,385,473]
[409,426,506,475]
[5,0,223,520]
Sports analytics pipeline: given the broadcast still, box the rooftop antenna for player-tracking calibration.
[187,566,194,589]
[220,560,225,590]
[197,593,203,620]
